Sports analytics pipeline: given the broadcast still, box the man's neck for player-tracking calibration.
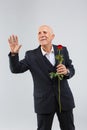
[41,44,52,53]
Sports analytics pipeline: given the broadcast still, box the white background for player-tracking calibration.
[0,0,87,130]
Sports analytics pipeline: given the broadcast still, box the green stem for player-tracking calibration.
[59,50,60,55]
[58,77,61,113]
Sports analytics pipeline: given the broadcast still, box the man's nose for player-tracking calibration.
[40,32,45,37]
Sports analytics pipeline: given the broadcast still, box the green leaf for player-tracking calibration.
[55,55,64,63]
[49,72,64,80]
[58,74,64,80]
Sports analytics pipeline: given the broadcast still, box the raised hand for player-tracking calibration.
[8,35,22,53]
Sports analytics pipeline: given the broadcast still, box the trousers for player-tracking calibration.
[36,110,75,130]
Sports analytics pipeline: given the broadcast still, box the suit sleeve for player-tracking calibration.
[64,47,75,79]
[8,51,30,73]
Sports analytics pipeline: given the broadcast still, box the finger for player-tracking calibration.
[18,45,22,50]
[9,35,16,44]
[12,35,15,40]
[57,66,64,70]
[10,35,16,43]
[11,35,14,42]
[56,66,66,72]
[15,36,18,44]
[56,64,63,68]
[57,68,65,74]
[8,38,11,44]
[8,37,13,45]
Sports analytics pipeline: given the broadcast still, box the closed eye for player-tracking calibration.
[38,31,47,35]
[43,31,47,34]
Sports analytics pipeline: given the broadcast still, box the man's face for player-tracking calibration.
[38,25,55,46]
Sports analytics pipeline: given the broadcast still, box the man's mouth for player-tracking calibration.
[40,39,47,41]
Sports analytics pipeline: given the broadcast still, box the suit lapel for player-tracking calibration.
[35,46,56,72]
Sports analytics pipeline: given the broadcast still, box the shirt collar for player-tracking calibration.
[41,46,54,56]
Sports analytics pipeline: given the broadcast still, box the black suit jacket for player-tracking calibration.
[8,45,75,114]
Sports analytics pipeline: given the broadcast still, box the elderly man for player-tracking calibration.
[8,25,75,130]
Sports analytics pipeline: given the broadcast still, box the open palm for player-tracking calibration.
[8,35,22,53]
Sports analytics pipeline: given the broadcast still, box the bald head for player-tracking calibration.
[38,25,54,34]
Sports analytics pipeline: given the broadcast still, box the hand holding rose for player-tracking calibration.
[56,64,69,75]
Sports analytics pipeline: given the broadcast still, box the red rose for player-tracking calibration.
[57,45,63,50]
[50,44,64,113]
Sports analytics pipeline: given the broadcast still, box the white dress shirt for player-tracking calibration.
[41,46,55,66]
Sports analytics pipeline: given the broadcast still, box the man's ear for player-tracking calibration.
[52,34,55,40]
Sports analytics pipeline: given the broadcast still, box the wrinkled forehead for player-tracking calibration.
[38,25,53,34]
